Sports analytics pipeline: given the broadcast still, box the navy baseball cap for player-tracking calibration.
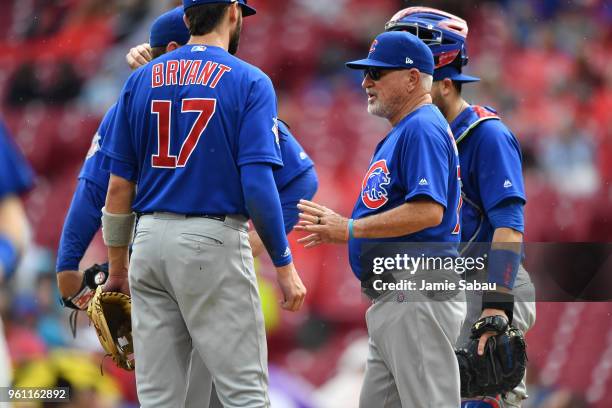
[433,65,480,83]
[346,31,434,75]
[183,0,256,17]
[150,7,190,48]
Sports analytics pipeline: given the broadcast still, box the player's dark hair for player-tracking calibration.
[151,46,166,60]
[448,55,464,94]
[151,40,189,60]
[452,81,462,94]
[185,4,230,36]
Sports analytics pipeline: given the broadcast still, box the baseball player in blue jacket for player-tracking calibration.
[56,6,317,313]
[0,118,35,401]
[298,31,466,407]
[386,7,536,407]
[99,1,307,406]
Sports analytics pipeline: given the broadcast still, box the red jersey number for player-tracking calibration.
[151,98,217,168]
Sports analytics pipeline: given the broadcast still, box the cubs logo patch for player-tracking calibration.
[361,159,391,209]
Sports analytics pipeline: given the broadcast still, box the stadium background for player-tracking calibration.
[0,0,611,407]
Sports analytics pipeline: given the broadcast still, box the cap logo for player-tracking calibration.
[405,57,413,64]
[369,39,378,54]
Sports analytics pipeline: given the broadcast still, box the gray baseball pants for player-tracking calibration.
[129,213,270,408]
[359,270,467,408]
[457,265,536,407]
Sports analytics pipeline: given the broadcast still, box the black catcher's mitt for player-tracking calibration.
[456,315,528,398]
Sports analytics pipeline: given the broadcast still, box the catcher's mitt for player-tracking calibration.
[87,286,135,371]
[456,315,527,398]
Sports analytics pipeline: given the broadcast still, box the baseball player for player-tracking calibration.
[297,31,466,407]
[57,5,317,313]
[386,7,536,407]
[100,1,306,407]
[54,7,195,311]
[124,43,318,257]
[58,6,316,406]
[0,117,35,405]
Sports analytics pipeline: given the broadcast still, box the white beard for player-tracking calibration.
[367,99,392,119]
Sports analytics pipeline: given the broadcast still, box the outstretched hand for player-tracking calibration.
[296,199,349,248]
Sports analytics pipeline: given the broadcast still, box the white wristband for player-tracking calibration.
[101,207,136,247]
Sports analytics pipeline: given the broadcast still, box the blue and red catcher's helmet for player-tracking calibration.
[385,7,469,70]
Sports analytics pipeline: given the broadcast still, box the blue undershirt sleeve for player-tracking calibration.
[56,179,106,272]
[241,163,292,266]
[278,168,318,233]
[488,198,525,233]
[486,198,525,289]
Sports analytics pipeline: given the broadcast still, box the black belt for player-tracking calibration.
[139,213,226,222]
[361,272,397,300]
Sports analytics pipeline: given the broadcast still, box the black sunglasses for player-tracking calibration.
[363,67,400,81]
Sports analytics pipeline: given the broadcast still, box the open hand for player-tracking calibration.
[295,199,349,248]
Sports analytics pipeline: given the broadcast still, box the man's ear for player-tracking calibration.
[166,41,180,53]
[228,2,240,24]
[183,14,190,30]
[409,68,420,89]
[442,78,454,96]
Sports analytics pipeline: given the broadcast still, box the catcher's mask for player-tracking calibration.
[385,7,469,70]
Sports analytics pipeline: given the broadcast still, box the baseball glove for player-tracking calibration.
[87,286,135,371]
[456,315,527,398]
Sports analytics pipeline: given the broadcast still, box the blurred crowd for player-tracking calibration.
[0,0,610,407]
